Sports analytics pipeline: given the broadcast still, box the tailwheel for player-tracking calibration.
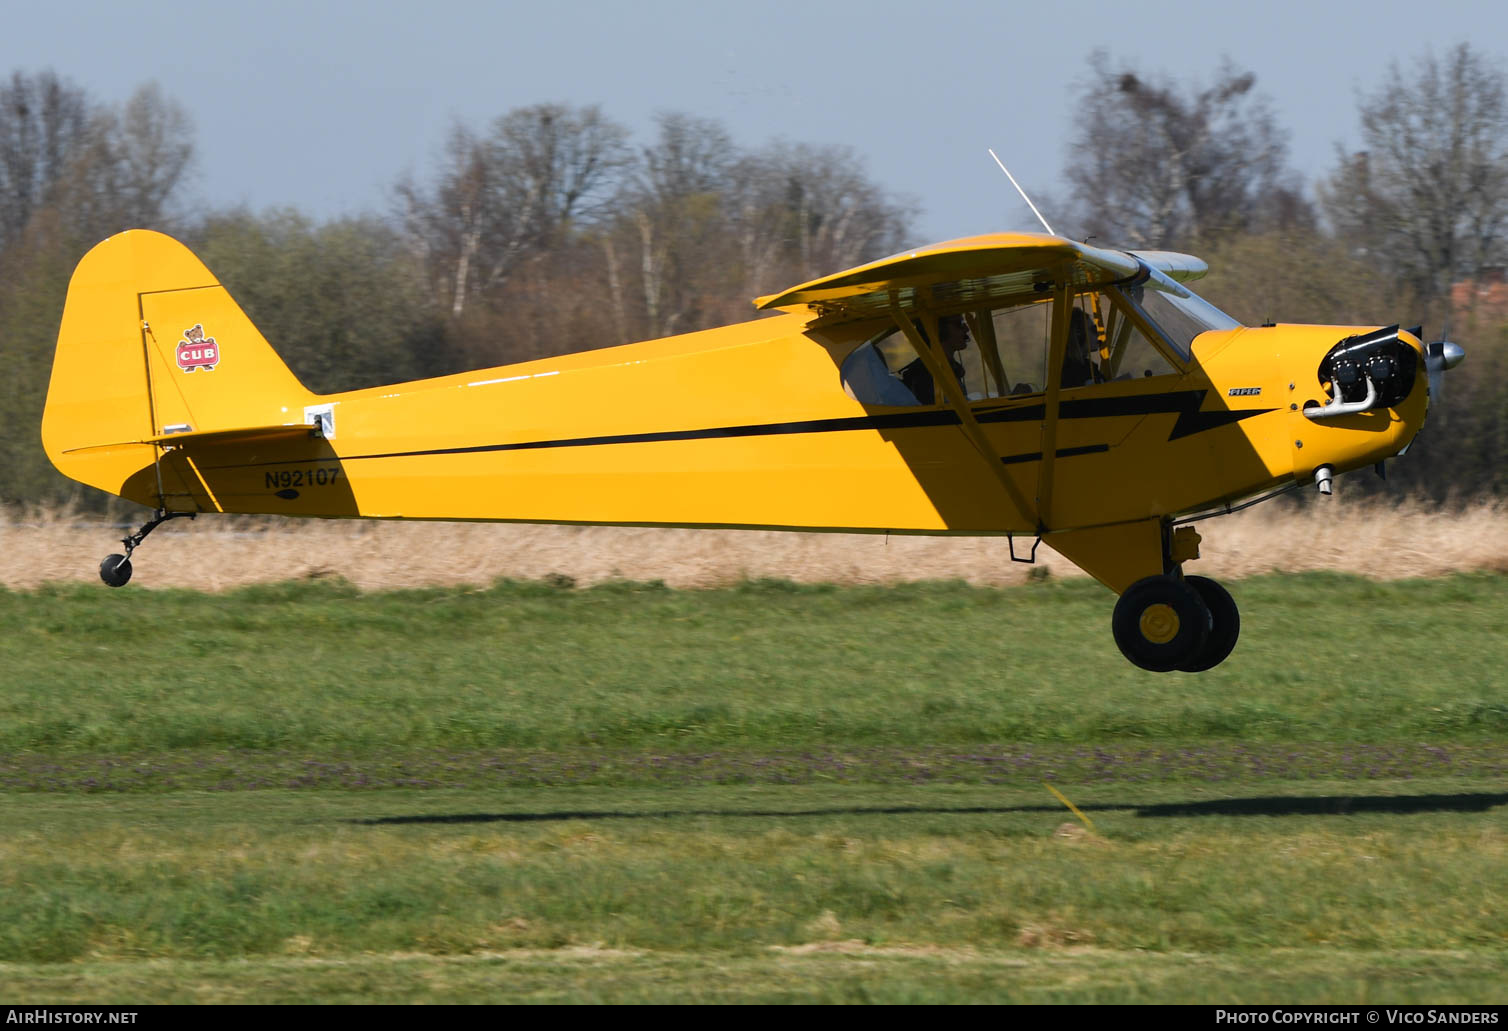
[1178,576,1240,672]
[1111,575,1210,673]
[99,554,133,587]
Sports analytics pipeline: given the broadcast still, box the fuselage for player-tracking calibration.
[125,313,1426,536]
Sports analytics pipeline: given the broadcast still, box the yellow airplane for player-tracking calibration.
[41,228,1464,671]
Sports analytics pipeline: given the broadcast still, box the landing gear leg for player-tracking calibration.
[1177,576,1240,672]
[1111,575,1210,672]
[99,509,195,588]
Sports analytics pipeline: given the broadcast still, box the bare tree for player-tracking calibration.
[397,125,509,318]
[497,103,634,240]
[399,103,633,318]
[396,105,913,361]
[22,81,196,246]
[729,141,913,288]
[598,122,915,343]
[110,82,195,226]
[620,112,735,336]
[638,111,734,202]
[1065,51,1307,249]
[0,71,90,251]
[1320,43,1508,299]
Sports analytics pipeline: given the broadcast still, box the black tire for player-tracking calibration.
[1178,576,1240,672]
[1111,574,1210,672]
[99,554,132,588]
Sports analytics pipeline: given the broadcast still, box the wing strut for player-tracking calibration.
[1035,276,1073,530]
[888,304,1039,530]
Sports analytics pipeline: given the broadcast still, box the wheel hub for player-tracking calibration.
[1139,603,1180,643]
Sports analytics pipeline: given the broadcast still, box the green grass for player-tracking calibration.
[2,573,1506,1002]
[9,948,1507,1004]
[3,573,1506,755]
[0,783,1505,1001]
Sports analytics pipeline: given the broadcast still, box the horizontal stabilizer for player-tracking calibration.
[143,423,318,448]
[63,423,317,455]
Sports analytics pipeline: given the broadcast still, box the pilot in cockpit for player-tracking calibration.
[899,314,969,405]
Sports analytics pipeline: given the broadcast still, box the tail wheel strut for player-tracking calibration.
[99,509,195,588]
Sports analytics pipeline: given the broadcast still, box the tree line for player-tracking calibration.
[4,46,1506,508]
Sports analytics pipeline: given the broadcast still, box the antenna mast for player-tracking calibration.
[988,148,1056,237]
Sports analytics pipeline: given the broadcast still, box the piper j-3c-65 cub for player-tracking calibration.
[42,229,1464,672]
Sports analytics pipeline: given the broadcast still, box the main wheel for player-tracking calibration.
[99,554,132,588]
[1111,574,1210,672]
[1177,576,1240,672]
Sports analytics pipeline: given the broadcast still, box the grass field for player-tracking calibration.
[2,572,1506,1002]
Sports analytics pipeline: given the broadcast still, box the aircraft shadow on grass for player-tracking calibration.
[352,792,1508,827]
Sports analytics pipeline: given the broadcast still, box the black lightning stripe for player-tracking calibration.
[999,444,1112,466]
[974,390,1274,440]
[336,409,962,463]
[222,389,1274,469]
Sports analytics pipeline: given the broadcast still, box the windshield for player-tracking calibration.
[1123,267,1241,358]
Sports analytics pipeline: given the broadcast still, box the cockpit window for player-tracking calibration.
[980,302,1050,397]
[1065,291,1177,386]
[1123,268,1241,358]
[839,278,1218,407]
[841,301,1051,406]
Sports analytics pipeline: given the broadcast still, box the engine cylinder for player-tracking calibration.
[1317,326,1417,407]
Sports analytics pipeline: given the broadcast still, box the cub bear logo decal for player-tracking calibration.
[176,324,219,372]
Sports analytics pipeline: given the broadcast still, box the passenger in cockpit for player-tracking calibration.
[1062,309,1102,388]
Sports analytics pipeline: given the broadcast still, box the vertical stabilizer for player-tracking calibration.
[41,230,315,507]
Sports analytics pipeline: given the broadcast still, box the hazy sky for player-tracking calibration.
[4,0,1503,243]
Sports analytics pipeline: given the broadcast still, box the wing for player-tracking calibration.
[754,233,1210,320]
[1129,250,1209,283]
[753,233,1146,319]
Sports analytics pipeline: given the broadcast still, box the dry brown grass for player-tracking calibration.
[4,497,1506,592]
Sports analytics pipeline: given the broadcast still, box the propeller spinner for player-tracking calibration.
[1424,338,1466,401]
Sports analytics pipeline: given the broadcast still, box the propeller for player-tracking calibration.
[1424,338,1466,401]
[1419,307,1465,403]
